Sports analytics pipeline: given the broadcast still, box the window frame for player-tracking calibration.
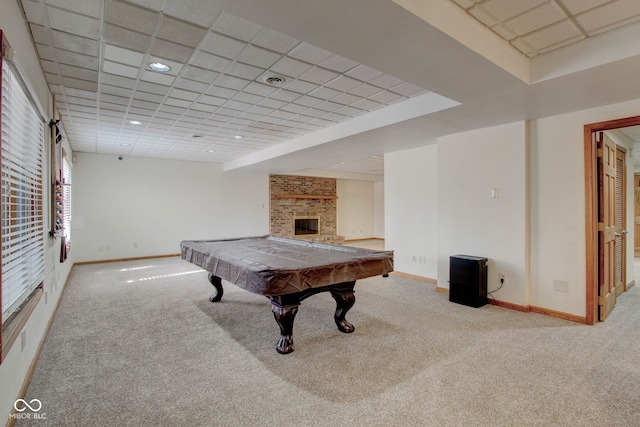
[0,30,47,363]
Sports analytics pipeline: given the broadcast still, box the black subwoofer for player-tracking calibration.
[449,255,487,308]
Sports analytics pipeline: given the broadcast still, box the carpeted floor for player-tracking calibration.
[16,256,640,426]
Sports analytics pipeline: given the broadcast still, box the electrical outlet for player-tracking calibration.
[499,273,506,283]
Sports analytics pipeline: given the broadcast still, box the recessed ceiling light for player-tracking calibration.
[234,135,243,140]
[262,75,286,86]
[207,149,215,153]
[121,143,130,147]
[149,62,170,73]
[129,120,142,125]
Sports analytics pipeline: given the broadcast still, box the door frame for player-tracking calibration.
[584,115,640,325]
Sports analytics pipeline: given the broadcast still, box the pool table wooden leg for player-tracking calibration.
[270,302,299,354]
[207,273,224,302]
[330,281,356,333]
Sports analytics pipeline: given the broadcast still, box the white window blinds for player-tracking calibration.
[1,57,45,318]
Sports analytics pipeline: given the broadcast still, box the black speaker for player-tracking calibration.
[449,255,487,308]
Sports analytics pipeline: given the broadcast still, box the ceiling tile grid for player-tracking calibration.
[451,0,640,57]
[19,0,429,168]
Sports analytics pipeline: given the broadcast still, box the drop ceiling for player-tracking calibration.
[15,0,640,178]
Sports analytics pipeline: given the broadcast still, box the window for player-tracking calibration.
[0,32,46,360]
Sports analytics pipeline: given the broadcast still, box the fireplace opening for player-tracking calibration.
[294,217,320,236]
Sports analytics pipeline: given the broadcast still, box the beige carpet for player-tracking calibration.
[16,256,640,426]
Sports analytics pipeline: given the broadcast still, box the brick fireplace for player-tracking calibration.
[269,174,344,244]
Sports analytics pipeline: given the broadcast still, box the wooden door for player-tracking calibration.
[614,146,626,295]
[597,132,617,320]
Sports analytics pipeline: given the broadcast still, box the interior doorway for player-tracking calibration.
[584,115,640,325]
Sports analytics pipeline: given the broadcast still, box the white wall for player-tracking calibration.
[374,181,385,238]
[384,100,640,319]
[72,153,269,262]
[385,145,438,279]
[438,122,528,304]
[530,98,640,316]
[337,179,376,240]
[0,0,74,420]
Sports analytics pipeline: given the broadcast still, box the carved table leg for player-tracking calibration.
[270,302,299,354]
[330,281,356,333]
[207,273,224,302]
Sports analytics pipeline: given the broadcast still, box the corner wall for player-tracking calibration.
[0,0,74,420]
[437,121,528,305]
[385,145,438,279]
[72,153,270,262]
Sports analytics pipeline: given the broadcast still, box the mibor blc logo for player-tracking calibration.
[10,398,47,420]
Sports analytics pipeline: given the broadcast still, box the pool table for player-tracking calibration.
[180,236,394,354]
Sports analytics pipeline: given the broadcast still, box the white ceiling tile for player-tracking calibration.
[270,90,301,102]
[315,101,343,112]
[576,0,640,32]
[223,62,264,80]
[251,28,300,53]
[162,0,222,27]
[369,74,404,89]
[520,19,582,50]
[469,5,499,27]
[170,88,200,101]
[505,2,568,36]
[200,32,246,58]
[334,105,365,116]
[318,54,359,73]
[233,92,264,104]
[511,36,537,56]
[151,39,195,63]
[348,83,383,98]
[45,0,101,17]
[280,103,309,114]
[206,85,238,98]
[451,0,478,9]
[561,0,612,15]
[243,82,278,97]
[236,45,282,68]
[181,65,220,84]
[331,93,361,105]
[283,79,316,94]
[156,16,207,48]
[174,78,209,93]
[325,75,361,92]
[389,82,425,97]
[293,95,323,107]
[191,51,231,72]
[50,29,100,55]
[140,69,176,86]
[224,100,252,111]
[351,98,383,111]
[259,98,286,109]
[345,65,384,82]
[288,42,332,63]
[492,23,519,40]
[103,23,152,52]
[47,6,100,39]
[299,67,339,85]
[213,74,250,90]
[308,86,342,100]
[103,44,144,67]
[536,34,585,53]
[480,0,547,21]
[104,0,158,35]
[369,90,404,104]
[213,12,263,42]
[270,57,313,78]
